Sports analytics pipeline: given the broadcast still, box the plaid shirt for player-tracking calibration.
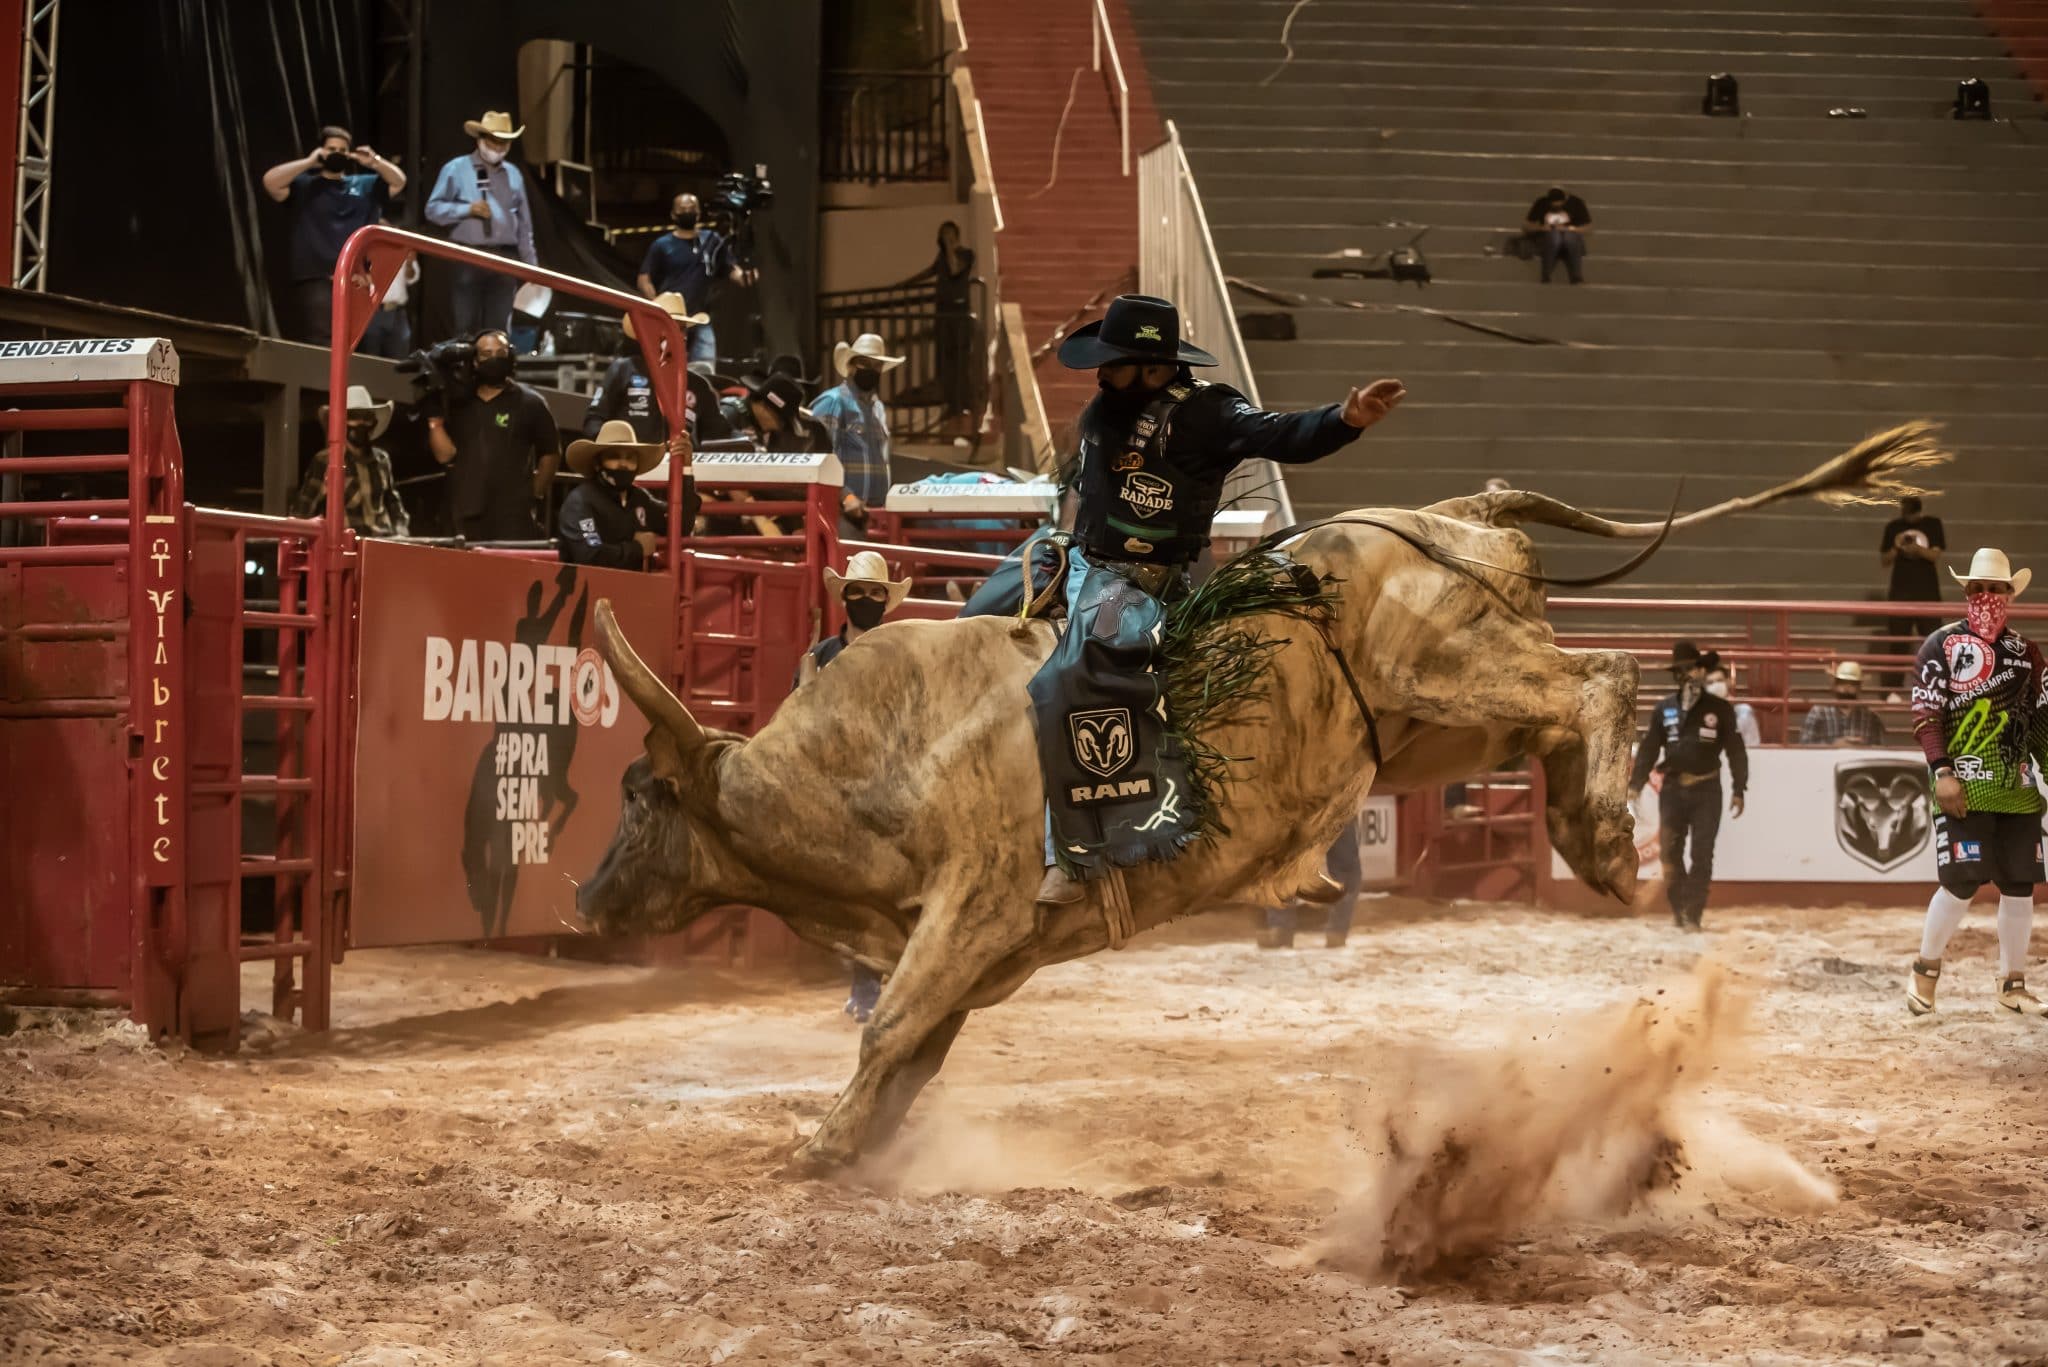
[1799,702,1887,747]
[810,381,892,505]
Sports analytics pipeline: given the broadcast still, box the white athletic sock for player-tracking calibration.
[1996,893,2036,979]
[1919,888,1974,963]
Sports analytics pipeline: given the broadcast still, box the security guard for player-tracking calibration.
[1032,294,1405,905]
[1628,640,1749,930]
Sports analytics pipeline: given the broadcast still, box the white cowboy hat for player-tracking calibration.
[1949,546,2031,597]
[822,550,910,612]
[317,383,393,440]
[1833,660,1864,683]
[563,419,663,477]
[463,110,525,140]
[833,333,904,377]
[622,291,710,341]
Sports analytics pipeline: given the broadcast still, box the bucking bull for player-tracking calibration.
[578,425,1945,1173]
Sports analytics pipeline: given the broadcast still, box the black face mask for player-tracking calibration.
[475,354,514,384]
[322,151,355,174]
[845,596,887,630]
[346,422,375,448]
[672,211,699,229]
[598,465,637,492]
[850,368,881,393]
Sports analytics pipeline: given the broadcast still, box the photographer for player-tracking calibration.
[423,330,560,541]
[261,125,406,345]
[637,191,757,366]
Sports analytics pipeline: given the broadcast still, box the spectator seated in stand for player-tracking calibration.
[1521,186,1591,285]
[555,420,696,570]
[1702,651,1761,747]
[720,372,824,453]
[1800,660,1888,747]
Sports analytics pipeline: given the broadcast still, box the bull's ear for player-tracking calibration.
[597,599,706,750]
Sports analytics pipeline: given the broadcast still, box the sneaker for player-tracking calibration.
[1907,958,1940,1015]
[1997,975,2048,1017]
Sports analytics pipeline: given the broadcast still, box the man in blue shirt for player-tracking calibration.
[636,192,757,367]
[262,125,407,345]
[424,110,538,338]
[809,332,901,532]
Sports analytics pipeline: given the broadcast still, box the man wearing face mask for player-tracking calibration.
[637,192,757,367]
[425,111,537,338]
[1629,640,1748,930]
[1906,548,2048,1019]
[789,551,912,1022]
[1798,660,1886,747]
[1030,294,1406,906]
[810,333,903,535]
[555,420,695,570]
[425,330,560,542]
[290,385,410,535]
[263,125,406,345]
[582,293,708,444]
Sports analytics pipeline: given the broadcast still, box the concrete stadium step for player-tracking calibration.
[1152,0,2004,25]
[1215,225,2048,270]
[1247,339,2048,387]
[1159,17,2006,45]
[1259,279,2048,327]
[1260,370,2048,415]
[1148,79,2030,122]
[1163,104,2048,143]
[1275,308,2048,357]
[1324,402,2048,446]
[1220,249,2048,302]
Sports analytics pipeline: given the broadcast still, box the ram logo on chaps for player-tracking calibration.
[1070,707,1133,778]
[1834,758,1931,873]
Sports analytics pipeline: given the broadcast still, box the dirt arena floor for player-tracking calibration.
[4,898,2046,1366]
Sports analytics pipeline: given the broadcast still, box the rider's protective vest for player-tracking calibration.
[1072,381,1226,567]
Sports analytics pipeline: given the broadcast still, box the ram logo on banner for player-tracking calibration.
[351,543,675,947]
[1834,758,1931,873]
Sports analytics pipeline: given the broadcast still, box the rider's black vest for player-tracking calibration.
[1071,381,1225,567]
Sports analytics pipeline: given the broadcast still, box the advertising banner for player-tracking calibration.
[1359,796,1399,887]
[351,543,675,946]
[1548,746,1996,884]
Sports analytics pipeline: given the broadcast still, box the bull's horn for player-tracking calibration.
[593,598,705,749]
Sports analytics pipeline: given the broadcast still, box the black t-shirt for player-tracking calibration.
[1526,193,1590,229]
[443,383,560,541]
[286,171,390,282]
[1880,514,1945,601]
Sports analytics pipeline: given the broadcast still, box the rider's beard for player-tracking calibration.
[1096,373,1157,419]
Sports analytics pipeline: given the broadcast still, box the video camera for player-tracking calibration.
[398,338,478,397]
[710,165,774,216]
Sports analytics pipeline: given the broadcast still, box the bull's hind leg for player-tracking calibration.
[1383,623,1640,900]
[791,893,1032,1175]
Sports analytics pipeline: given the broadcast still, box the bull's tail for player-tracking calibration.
[1477,422,1951,539]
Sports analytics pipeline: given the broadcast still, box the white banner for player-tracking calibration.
[1359,796,1399,886]
[1548,746,2015,884]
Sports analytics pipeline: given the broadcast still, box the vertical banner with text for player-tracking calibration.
[350,543,675,946]
[136,513,186,885]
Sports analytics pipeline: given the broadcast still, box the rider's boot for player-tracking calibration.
[1036,866,1087,906]
[1906,957,1940,1015]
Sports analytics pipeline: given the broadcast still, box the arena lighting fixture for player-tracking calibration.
[1953,77,1992,120]
[1701,73,1740,116]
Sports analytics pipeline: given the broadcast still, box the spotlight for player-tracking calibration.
[1953,77,1991,120]
[1702,73,1740,117]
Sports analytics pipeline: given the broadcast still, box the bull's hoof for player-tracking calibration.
[780,1136,859,1181]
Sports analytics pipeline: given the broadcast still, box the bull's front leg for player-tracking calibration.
[790,895,1033,1176]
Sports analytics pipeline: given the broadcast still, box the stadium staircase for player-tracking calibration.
[1128,0,2048,598]
[956,0,1163,439]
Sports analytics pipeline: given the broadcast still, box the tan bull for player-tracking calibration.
[577,425,1942,1173]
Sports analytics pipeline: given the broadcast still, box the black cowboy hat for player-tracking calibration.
[1669,640,1702,669]
[1056,293,1218,370]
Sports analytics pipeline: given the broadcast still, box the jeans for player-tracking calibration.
[847,963,881,1018]
[450,248,521,339]
[359,306,412,358]
[1265,817,1364,938]
[688,321,717,367]
[1539,230,1586,284]
[1659,777,1723,926]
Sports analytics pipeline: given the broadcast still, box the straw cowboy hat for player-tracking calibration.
[1834,660,1865,683]
[317,384,393,440]
[564,419,663,477]
[463,110,525,140]
[832,332,904,377]
[622,291,709,341]
[822,550,910,611]
[1950,547,2031,596]
[1057,293,1218,369]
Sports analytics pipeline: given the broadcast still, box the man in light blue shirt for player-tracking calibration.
[809,332,901,529]
[424,110,537,337]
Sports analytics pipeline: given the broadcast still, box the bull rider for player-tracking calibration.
[1629,640,1748,931]
[555,420,695,570]
[1906,548,2048,1018]
[1031,293,1406,908]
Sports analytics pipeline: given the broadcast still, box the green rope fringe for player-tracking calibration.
[1158,551,1342,843]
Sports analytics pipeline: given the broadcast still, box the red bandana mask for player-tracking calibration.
[1966,590,2009,642]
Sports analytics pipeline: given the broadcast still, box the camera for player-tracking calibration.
[399,338,477,396]
[711,165,774,216]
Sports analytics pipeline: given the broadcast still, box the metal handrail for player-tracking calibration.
[1091,0,1131,176]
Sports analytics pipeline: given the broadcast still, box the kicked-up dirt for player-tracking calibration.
[2,898,2046,1365]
